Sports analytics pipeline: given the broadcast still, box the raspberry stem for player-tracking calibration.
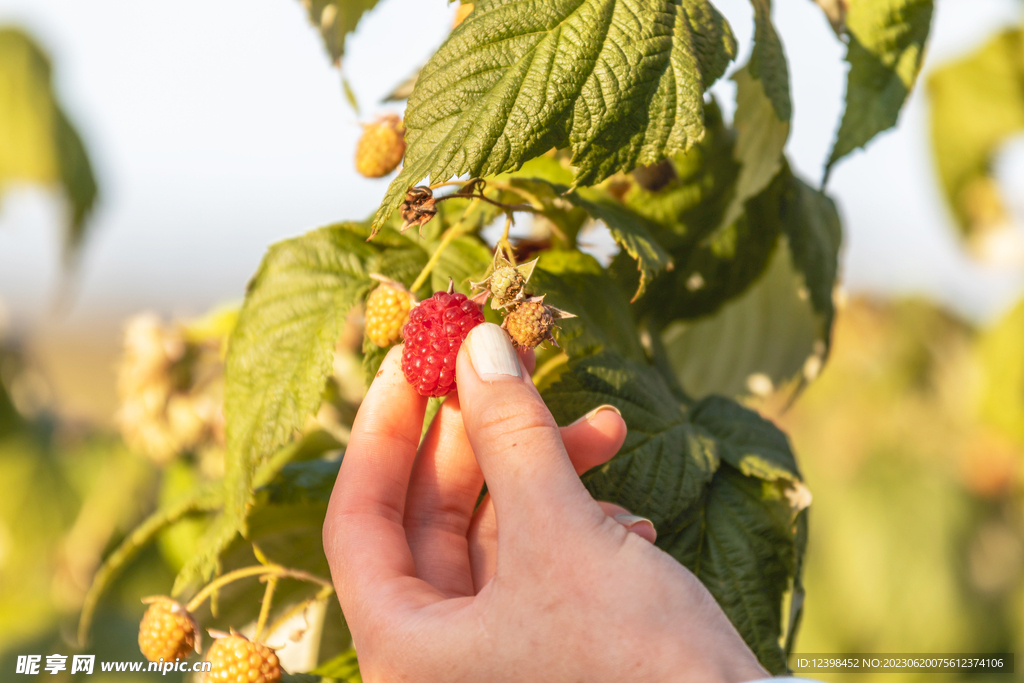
[428,180,467,190]
[498,214,516,264]
[410,197,482,292]
[253,576,278,643]
[486,179,545,211]
[184,564,332,615]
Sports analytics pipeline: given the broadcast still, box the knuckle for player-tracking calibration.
[473,398,558,444]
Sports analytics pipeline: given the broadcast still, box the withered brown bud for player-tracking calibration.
[400,186,437,233]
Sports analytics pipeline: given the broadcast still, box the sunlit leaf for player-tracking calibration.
[747,0,791,122]
[569,187,673,300]
[372,0,738,233]
[721,64,790,229]
[928,28,1024,237]
[825,0,934,179]
[219,224,376,562]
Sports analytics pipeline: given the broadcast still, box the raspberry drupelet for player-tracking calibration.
[401,285,485,397]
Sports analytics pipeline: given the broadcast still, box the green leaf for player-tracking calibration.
[623,101,738,252]
[430,234,493,294]
[721,64,790,229]
[748,0,792,122]
[785,508,808,658]
[544,352,720,530]
[825,0,934,179]
[311,648,362,682]
[690,394,800,481]
[301,0,379,66]
[545,351,805,673]
[0,28,98,262]
[497,167,672,299]
[927,28,1024,237]
[671,464,798,674]
[661,241,821,399]
[532,251,645,361]
[221,224,376,556]
[780,171,842,344]
[171,512,240,596]
[372,0,738,233]
[632,168,786,324]
[255,459,342,508]
[660,167,841,398]
[664,399,803,672]
[569,187,673,300]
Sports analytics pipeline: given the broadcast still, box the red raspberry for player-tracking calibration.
[401,289,484,396]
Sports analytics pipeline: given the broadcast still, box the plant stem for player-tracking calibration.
[499,214,516,264]
[436,191,536,213]
[410,198,482,292]
[185,565,332,614]
[487,180,545,211]
[253,576,278,643]
[428,180,466,190]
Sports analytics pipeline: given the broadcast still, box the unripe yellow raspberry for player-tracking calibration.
[355,114,405,178]
[138,597,199,663]
[365,277,415,348]
[203,633,280,683]
[500,295,575,349]
[503,300,554,349]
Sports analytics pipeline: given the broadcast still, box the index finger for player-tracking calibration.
[323,346,439,615]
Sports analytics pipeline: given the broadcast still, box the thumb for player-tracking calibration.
[456,323,594,527]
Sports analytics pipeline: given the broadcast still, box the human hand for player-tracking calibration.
[323,323,769,683]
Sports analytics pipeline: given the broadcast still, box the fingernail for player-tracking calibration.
[466,323,521,380]
[615,514,655,534]
[569,404,621,426]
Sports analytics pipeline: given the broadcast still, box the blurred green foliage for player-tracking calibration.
[0,344,184,681]
[0,28,98,262]
[780,299,1024,682]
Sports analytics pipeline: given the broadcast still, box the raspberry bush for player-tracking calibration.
[75,0,939,678]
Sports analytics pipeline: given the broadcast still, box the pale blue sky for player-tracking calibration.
[1,0,1023,332]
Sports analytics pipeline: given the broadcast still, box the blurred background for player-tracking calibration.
[1,0,1024,681]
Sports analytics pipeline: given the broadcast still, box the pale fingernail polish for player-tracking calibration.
[466,323,521,379]
[615,513,655,532]
[569,404,621,426]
